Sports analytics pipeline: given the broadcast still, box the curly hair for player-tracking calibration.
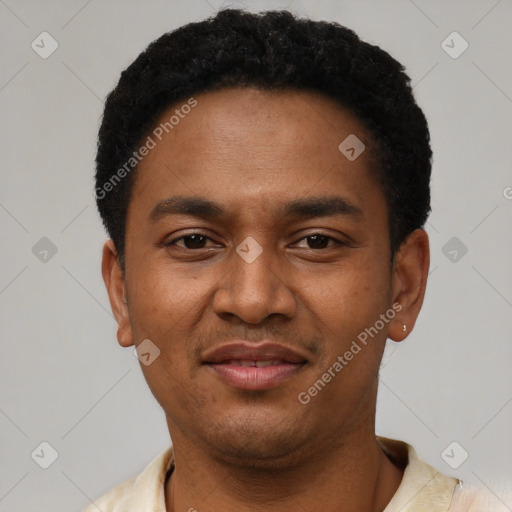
[95,8,431,272]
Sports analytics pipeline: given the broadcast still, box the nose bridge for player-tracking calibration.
[213,236,296,323]
[232,238,279,301]
[240,237,277,279]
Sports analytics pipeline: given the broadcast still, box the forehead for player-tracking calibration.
[128,87,384,222]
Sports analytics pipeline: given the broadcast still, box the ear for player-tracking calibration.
[388,229,430,342]
[101,239,134,347]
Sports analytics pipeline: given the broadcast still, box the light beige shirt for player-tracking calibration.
[83,436,509,511]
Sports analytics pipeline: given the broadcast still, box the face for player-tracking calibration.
[102,87,428,467]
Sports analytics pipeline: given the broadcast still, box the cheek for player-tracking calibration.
[302,258,391,373]
[140,356,210,424]
[315,256,389,319]
[307,267,390,404]
[129,264,208,335]
[127,269,207,394]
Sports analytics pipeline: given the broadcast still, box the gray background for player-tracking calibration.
[1,0,511,511]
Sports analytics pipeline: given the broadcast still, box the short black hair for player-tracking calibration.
[95,8,431,272]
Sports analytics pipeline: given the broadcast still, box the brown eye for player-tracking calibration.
[167,234,212,249]
[294,234,342,250]
[306,234,331,249]
[182,234,208,249]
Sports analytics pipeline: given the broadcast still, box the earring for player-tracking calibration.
[123,298,128,304]
[402,324,407,332]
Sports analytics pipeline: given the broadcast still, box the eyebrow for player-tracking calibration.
[149,195,363,223]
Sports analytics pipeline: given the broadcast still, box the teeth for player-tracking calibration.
[255,360,280,367]
[226,359,254,367]
[226,360,283,367]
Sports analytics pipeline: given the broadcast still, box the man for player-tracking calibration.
[88,8,506,512]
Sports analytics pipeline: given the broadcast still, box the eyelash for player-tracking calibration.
[165,232,345,250]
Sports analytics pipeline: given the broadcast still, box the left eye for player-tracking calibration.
[294,234,340,249]
[167,234,214,249]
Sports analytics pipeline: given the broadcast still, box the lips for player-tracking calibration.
[202,342,308,390]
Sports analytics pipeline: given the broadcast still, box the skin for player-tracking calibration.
[102,87,430,512]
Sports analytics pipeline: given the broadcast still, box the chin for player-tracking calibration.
[200,411,311,469]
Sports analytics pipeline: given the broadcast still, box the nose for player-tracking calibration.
[212,241,297,324]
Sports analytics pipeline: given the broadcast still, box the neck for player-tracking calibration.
[164,424,403,512]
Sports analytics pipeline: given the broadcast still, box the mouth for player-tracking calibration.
[202,342,308,391]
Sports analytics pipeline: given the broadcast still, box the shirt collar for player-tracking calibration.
[378,436,459,512]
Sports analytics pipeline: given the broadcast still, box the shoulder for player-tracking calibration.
[81,477,136,512]
[79,445,174,512]
[448,483,512,512]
